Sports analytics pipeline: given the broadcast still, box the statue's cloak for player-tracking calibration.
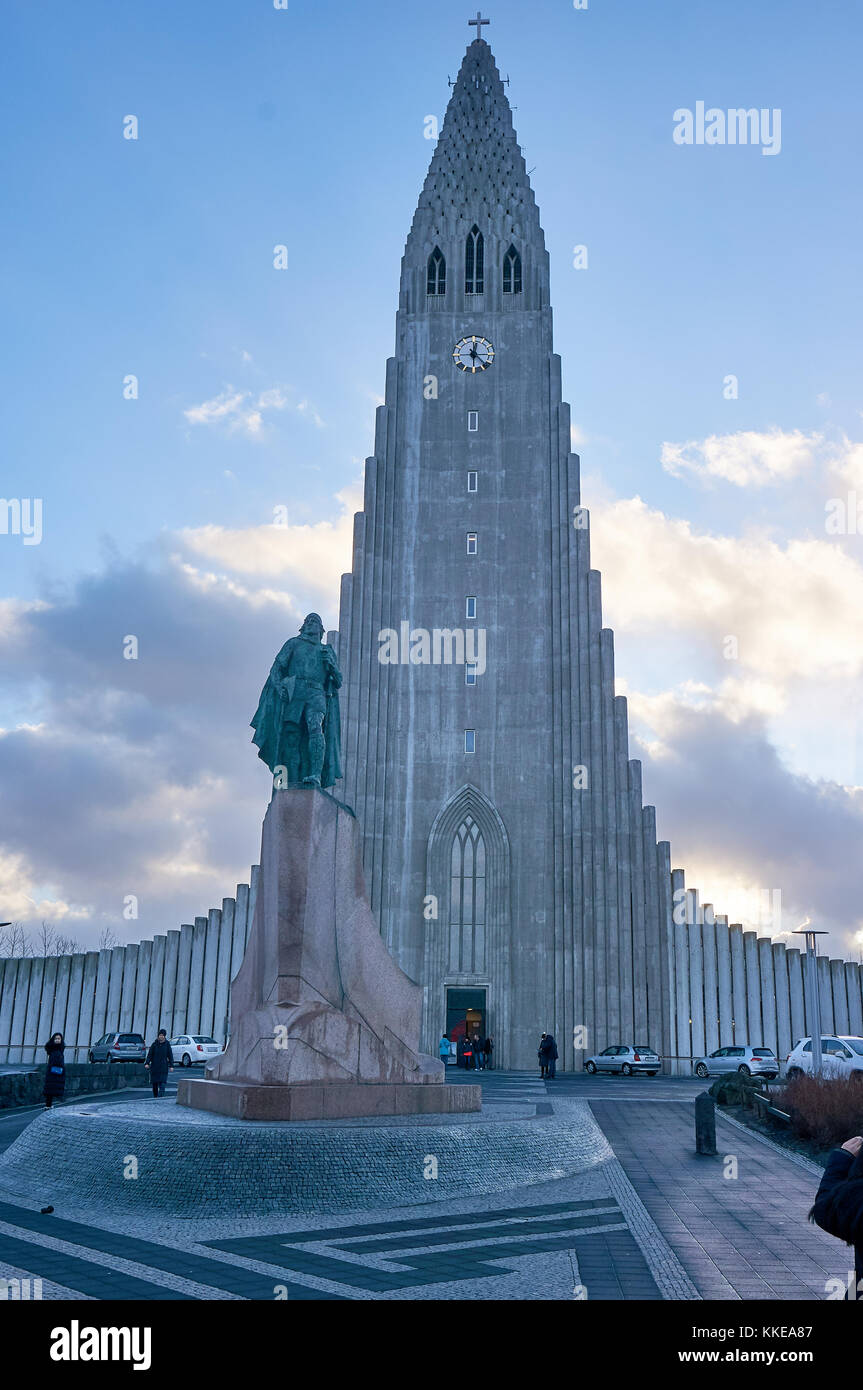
[250,640,343,789]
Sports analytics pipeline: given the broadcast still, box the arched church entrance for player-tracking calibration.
[422,784,511,1064]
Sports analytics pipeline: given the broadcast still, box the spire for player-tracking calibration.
[405,31,543,258]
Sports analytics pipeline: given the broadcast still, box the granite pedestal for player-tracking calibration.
[181,789,480,1120]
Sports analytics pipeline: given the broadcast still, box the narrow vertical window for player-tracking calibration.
[467,410,478,432]
[427,247,446,296]
[464,729,476,753]
[467,471,477,492]
[503,244,522,294]
[466,533,477,555]
[465,664,477,686]
[465,225,484,294]
[465,595,477,620]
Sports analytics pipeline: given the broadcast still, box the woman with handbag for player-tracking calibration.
[43,1032,66,1109]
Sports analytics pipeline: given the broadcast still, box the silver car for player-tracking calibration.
[88,1032,147,1064]
[693,1045,778,1080]
[584,1044,661,1076]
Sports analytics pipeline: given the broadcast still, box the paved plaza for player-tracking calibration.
[0,1071,846,1301]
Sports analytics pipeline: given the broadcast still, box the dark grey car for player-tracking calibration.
[88,1032,147,1064]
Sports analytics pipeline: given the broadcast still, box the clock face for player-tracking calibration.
[453,335,495,373]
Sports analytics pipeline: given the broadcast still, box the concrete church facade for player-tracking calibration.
[334,32,678,1070]
[2,29,863,1073]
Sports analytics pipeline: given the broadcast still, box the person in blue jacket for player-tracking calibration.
[811,1133,863,1298]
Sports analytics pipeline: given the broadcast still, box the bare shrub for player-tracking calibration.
[783,1074,863,1151]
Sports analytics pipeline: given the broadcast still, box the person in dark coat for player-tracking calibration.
[811,1134,863,1297]
[43,1033,66,1108]
[484,1035,494,1070]
[538,1033,548,1078]
[540,1032,559,1080]
[145,1029,174,1097]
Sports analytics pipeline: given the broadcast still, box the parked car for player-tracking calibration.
[584,1044,660,1076]
[693,1045,778,1080]
[786,1036,863,1079]
[170,1035,222,1067]
[88,1032,147,1064]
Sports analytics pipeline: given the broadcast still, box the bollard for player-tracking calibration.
[695,1091,717,1156]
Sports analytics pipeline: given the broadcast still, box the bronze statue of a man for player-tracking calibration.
[251,613,343,789]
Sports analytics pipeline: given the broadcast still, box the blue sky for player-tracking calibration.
[2,0,862,957]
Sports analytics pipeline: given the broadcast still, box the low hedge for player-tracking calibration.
[708,1072,766,1108]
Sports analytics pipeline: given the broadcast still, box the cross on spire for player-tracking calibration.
[469,11,490,43]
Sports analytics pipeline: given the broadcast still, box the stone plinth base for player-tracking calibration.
[178,1076,481,1121]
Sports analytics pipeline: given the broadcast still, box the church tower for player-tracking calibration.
[335,26,676,1070]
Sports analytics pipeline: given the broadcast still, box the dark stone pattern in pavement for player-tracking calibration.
[207,1196,662,1298]
[0,1201,342,1300]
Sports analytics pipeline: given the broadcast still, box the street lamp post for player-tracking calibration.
[793,926,828,1077]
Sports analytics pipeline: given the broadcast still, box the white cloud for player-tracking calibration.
[183,385,325,438]
[176,483,361,600]
[661,427,822,487]
[591,496,863,683]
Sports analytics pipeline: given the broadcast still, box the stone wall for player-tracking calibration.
[667,874,863,1074]
[0,1062,149,1109]
[0,870,258,1064]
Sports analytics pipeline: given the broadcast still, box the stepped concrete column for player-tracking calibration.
[671,868,689,1075]
[9,958,32,1065]
[743,931,761,1044]
[715,915,733,1046]
[77,952,100,1064]
[22,958,45,1063]
[757,937,778,1055]
[172,926,194,1038]
[831,959,850,1034]
[845,962,863,1036]
[213,899,236,1049]
[817,955,834,1033]
[773,943,792,1061]
[729,925,747,1045]
[701,908,719,1055]
[106,946,125,1034]
[145,936,166,1043]
[787,947,805,1045]
[687,889,705,1064]
[91,950,112,1045]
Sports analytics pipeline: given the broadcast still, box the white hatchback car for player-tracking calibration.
[786,1036,863,1079]
[170,1035,222,1067]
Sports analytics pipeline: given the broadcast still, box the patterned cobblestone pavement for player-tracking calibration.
[0,1072,689,1300]
[0,1071,836,1301]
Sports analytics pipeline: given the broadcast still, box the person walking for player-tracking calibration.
[438,1031,451,1080]
[538,1033,548,1079]
[484,1035,494,1071]
[811,1133,863,1297]
[42,1032,66,1109]
[145,1029,174,1098]
[540,1032,559,1080]
[472,1033,484,1071]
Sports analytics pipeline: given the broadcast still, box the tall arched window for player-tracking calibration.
[427,247,446,296]
[450,815,486,970]
[465,225,484,294]
[503,244,522,294]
